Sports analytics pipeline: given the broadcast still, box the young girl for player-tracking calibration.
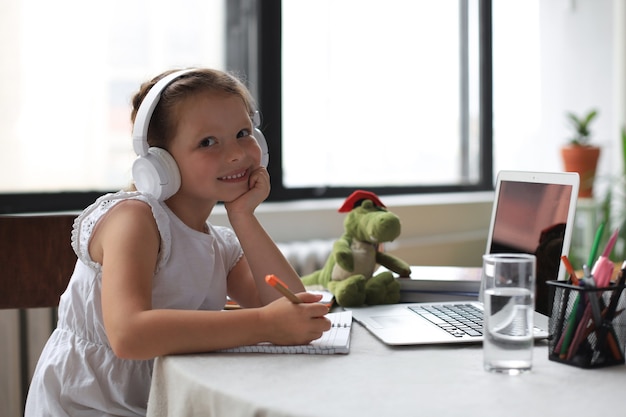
[25,68,331,416]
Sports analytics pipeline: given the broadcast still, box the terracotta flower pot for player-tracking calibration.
[560,145,600,198]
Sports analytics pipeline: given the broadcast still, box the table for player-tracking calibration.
[147,318,625,417]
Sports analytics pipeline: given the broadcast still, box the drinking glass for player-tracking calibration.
[482,253,536,374]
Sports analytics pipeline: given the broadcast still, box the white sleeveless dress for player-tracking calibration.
[25,191,243,416]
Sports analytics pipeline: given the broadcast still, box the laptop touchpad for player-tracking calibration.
[369,314,423,329]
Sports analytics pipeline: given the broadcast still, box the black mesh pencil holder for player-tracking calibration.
[547,280,626,368]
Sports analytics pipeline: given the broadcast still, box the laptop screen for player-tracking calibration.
[488,178,576,314]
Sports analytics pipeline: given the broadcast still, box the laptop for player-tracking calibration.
[348,170,580,345]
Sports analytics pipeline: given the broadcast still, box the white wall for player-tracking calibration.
[614,0,626,155]
[494,0,620,194]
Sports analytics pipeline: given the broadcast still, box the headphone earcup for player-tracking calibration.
[253,127,269,167]
[132,147,181,201]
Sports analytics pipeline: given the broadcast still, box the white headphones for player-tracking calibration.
[131,69,269,201]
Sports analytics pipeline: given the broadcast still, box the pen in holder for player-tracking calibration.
[547,280,626,368]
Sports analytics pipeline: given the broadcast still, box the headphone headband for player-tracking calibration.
[132,69,195,157]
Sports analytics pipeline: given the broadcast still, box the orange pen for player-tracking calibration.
[265,274,302,304]
[560,255,579,285]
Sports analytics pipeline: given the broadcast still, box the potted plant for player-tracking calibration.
[561,108,600,198]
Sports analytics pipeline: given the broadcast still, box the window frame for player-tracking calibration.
[256,0,493,202]
[0,0,493,214]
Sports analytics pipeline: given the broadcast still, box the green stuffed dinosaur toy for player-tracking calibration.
[301,190,411,307]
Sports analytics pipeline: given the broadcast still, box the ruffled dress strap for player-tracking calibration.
[71,191,172,273]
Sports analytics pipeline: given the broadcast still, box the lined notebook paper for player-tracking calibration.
[218,311,352,355]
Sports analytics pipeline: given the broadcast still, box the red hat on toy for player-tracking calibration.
[338,190,386,213]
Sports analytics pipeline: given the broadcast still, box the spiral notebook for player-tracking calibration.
[218,311,352,354]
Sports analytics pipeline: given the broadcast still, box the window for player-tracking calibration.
[254,0,493,201]
[0,0,227,213]
[0,0,492,213]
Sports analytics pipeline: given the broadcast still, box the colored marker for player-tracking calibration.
[561,255,579,285]
[591,228,620,287]
[265,274,301,304]
[588,222,605,267]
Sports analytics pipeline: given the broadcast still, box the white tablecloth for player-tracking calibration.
[147,320,625,417]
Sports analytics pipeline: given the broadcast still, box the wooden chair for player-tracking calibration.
[0,213,77,416]
[0,214,77,309]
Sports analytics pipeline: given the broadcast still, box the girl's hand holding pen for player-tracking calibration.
[262,276,331,345]
[261,292,331,345]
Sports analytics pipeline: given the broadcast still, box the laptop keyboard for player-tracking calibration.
[409,304,483,338]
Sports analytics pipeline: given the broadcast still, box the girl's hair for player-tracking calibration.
[130,68,256,150]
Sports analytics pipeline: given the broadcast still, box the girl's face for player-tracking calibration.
[167,92,262,203]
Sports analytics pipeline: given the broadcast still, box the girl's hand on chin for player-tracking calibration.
[224,166,270,215]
